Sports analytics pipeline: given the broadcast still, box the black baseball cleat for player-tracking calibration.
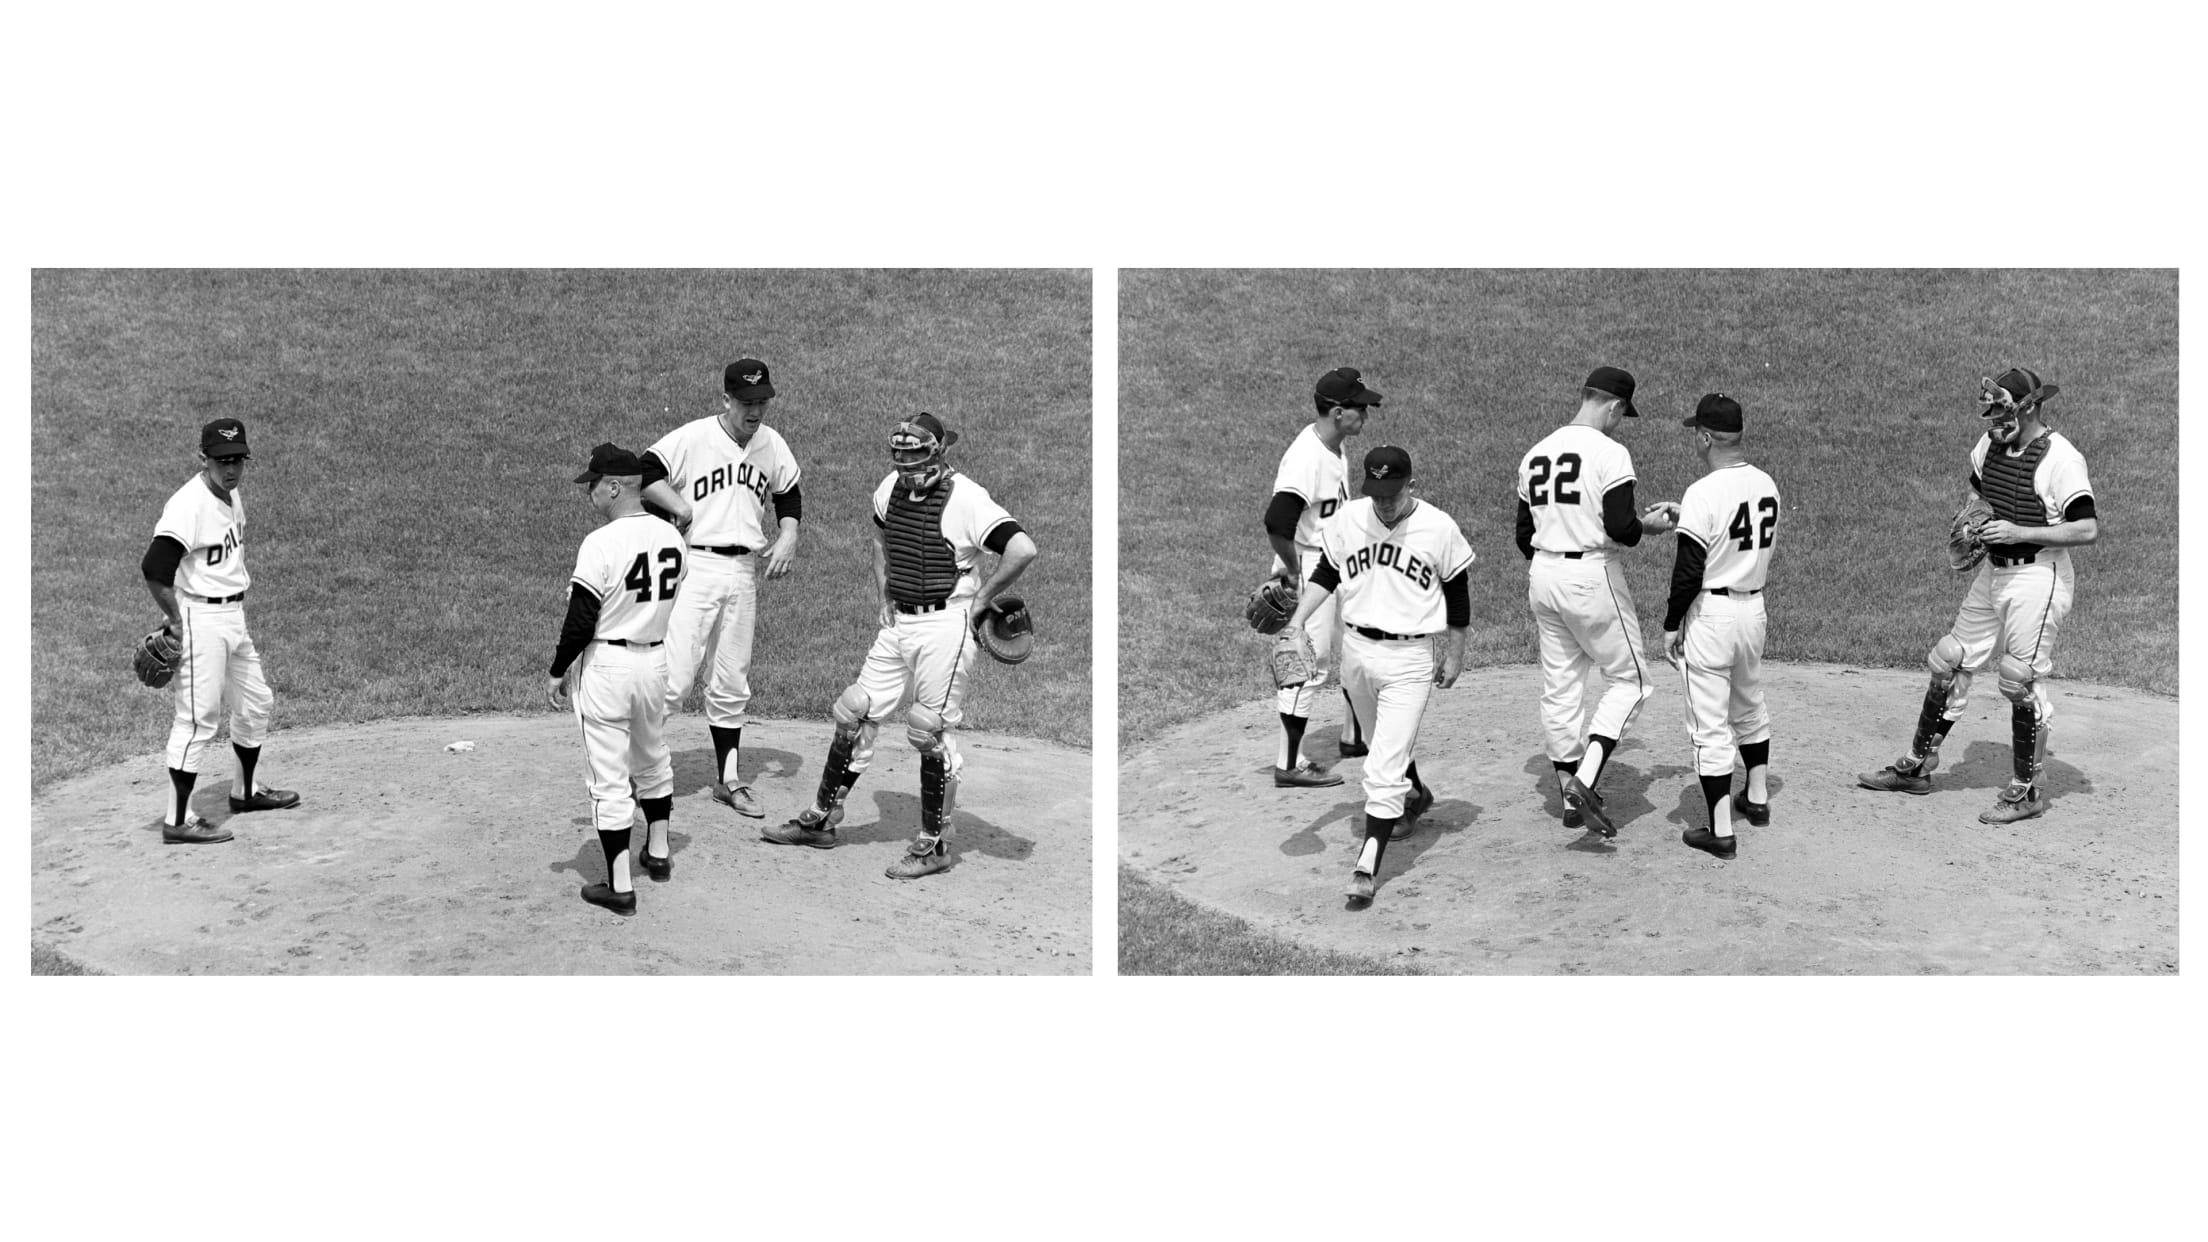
[1738,799,1770,827]
[1345,870,1376,902]
[581,882,638,915]
[162,817,234,845]
[1562,774,1615,838]
[1682,826,1737,859]
[1274,761,1344,788]
[1337,739,1370,759]
[639,849,672,882]
[228,787,301,813]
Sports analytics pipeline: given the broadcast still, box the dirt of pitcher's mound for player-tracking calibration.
[33,715,1091,975]
[1121,663,2175,975]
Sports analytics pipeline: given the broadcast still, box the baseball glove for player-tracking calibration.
[1948,493,1997,571]
[973,596,1034,665]
[133,626,181,689]
[1269,630,1319,690]
[1245,576,1297,635]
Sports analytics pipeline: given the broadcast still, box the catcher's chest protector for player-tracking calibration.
[1981,435,2053,540]
[885,482,961,605]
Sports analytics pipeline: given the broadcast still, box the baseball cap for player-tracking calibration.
[1362,445,1413,497]
[724,358,776,402]
[1981,367,2058,417]
[1316,367,1384,408]
[200,417,251,458]
[1585,367,1640,417]
[892,411,960,451]
[574,442,643,483]
[1683,393,1743,433]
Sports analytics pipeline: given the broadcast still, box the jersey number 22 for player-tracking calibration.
[624,548,683,602]
[1526,453,1582,505]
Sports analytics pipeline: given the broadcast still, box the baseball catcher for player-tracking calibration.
[132,625,181,689]
[1858,366,2098,826]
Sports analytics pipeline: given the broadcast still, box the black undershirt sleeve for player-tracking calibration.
[549,584,602,678]
[1601,481,1644,546]
[1664,534,1707,631]
[1442,570,1471,627]
[639,451,671,490]
[2064,496,2096,521]
[1263,492,1305,542]
[773,480,803,523]
[1969,472,1983,496]
[1309,553,1341,592]
[982,520,1026,555]
[1514,498,1535,559]
[141,535,186,586]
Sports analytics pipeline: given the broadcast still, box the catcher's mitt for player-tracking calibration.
[133,626,181,689]
[1245,576,1297,635]
[973,596,1034,665]
[1269,630,1319,690]
[1948,493,1996,571]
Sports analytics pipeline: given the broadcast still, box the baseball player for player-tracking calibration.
[1262,366,1380,788]
[1514,366,1678,838]
[138,417,300,844]
[547,444,688,916]
[1659,395,1780,860]
[763,413,1037,879]
[1282,446,1473,904]
[639,358,803,821]
[1858,367,2098,824]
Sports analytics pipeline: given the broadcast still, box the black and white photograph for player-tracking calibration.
[30,269,1093,974]
[1118,268,2178,975]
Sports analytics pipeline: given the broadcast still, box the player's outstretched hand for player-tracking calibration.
[546,674,570,710]
[1641,501,1681,535]
[764,536,797,580]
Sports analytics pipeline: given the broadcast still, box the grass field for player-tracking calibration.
[1118,268,2179,973]
[30,270,1093,795]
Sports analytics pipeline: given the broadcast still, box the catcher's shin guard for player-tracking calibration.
[919,750,960,836]
[1910,679,1955,759]
[2010,699,2045,788]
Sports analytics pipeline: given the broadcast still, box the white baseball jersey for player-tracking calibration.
[156,477,251,598]
[646,419,801,547]
[1320,498,1475,635]
[1517,424,1637,553]
[570,514,688,644]
[1675,463,1782,593]
[1969,431,2094,527]
[871,472,1017,606]
[1272,423,1351,551]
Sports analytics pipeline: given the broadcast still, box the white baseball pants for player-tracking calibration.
[1527,551,1653,763]
[1339,630,1434,819]
[1677,592,1772,777]
[664,549,759,728]
[572,642,675,835]
[165,599,272,773]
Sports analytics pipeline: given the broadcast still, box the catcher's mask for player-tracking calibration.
[890,412,959,490]
[1979,368,2059,420]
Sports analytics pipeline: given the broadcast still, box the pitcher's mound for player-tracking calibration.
[1121,663,2174,974]
[34,714,1091,975]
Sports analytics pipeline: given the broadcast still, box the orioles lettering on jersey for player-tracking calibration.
[691,461,774,507]
[1340,540,1436,591]
[207,528,241,566]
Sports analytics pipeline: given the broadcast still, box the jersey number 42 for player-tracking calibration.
[1727,497,1779,550]
[623,548,683,602]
